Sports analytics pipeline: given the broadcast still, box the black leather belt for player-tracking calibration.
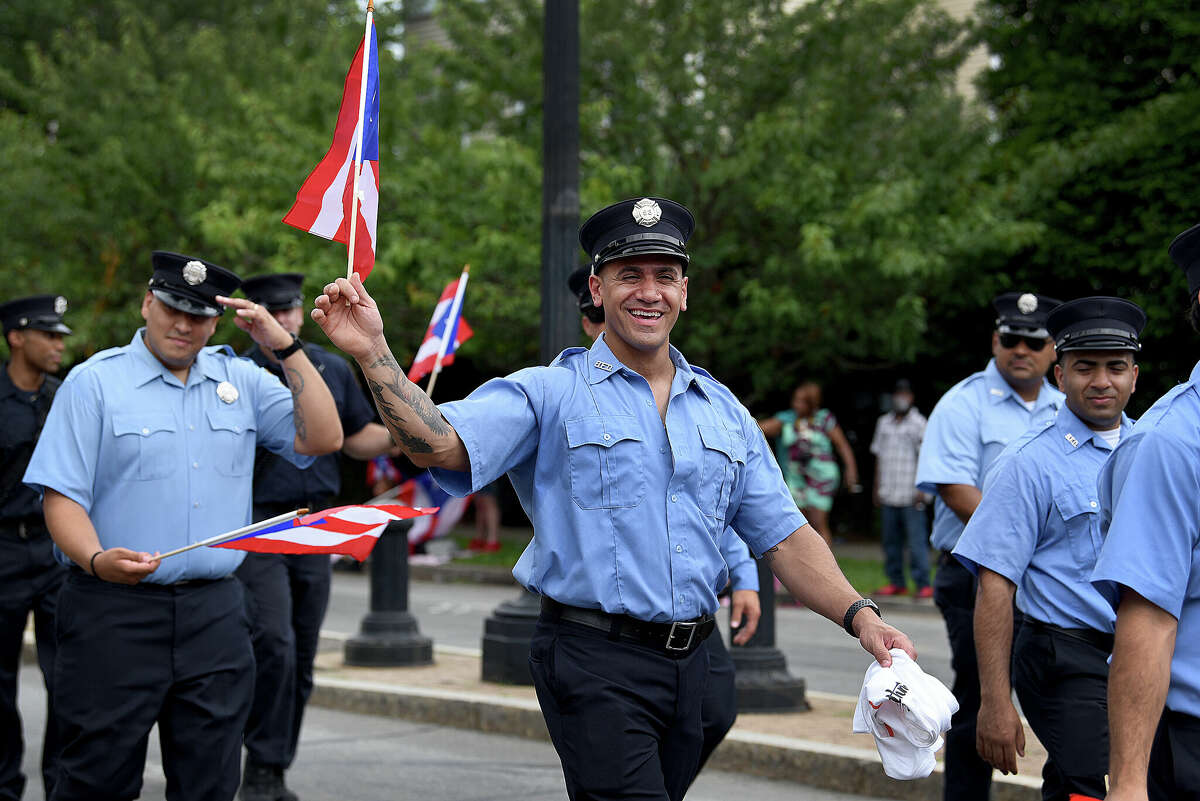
[0,516,47,540]
[541,597,715,655]
[1019,613,1114,652]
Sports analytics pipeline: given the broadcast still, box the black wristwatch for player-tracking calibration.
[272,334,304,361]
[843,598,882,637]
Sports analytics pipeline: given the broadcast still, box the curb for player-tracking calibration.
[309,671,1039,801]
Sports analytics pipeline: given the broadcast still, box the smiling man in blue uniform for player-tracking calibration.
[1094,223,1200,801]
[953,296,1144,800]
[22,252,342,801]
[313,197,916,801]
[915,292,1064,801]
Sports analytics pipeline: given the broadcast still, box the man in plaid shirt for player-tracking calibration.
[870,380,931,597]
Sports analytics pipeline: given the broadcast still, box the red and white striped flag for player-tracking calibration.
[213,504,435,562]
[283,19,380,278]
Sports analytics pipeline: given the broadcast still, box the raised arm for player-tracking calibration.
[219,295,343,455]
[311,274,468,471]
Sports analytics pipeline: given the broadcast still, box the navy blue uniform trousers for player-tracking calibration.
[50,572,253,801]
[697,631,736,774]
[1149,709,1200,801]
[1012,621,1110,801]
[0,526,65,801]
[529,615,710,801]
[934,555,993,801]
[236,550,332,768]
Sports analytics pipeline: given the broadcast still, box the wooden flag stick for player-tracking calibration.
[156,508,308,560]
[345,0,376,280]
[425,264,471,399]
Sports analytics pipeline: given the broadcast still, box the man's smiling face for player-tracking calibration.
[590,255,688,357]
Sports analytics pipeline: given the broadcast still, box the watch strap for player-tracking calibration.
[272,334,303,361]
[843,598,881,637]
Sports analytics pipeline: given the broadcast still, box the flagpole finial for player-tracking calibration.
[462,263,471,274]
[367,0,374,12]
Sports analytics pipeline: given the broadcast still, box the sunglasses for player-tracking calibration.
[999,333,1050,352]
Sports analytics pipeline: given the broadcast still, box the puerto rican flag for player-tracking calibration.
[408,277,474,381]
[395,473,472,547]
[214,504,434,562]
[282,20,380,279]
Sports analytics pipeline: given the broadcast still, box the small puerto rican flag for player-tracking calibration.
[214,504,435,562]
[408,276,474,382]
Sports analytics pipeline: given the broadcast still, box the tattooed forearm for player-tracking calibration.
[285,367,309,441]
[365,354,452,437]
[365,378,434,454]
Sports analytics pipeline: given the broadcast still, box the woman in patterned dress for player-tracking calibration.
[759,382,860,546]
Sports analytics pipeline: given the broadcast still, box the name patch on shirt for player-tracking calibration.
[1064,433,1079,447]
[989,388,1005,397]
[594,361,614,371]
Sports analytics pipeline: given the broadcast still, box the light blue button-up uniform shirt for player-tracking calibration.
[1092,360,1200,717]
[429,334,804,623]
[917,359,1063,551]
[24,329,311,584]
[953,405,1128,632]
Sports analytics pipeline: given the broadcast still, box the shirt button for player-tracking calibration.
[679,594,685,603]
[192,462,199,469]
[193,502,200,508]
[141,427,150,435]
[660,447,666,454]
[603,433,611,441]
[188,424,195,431]
[671,495,678,503]
[1090,501,1097,508]
[646,399,653,406]
[234,426,241,432]
[675,545,682,553]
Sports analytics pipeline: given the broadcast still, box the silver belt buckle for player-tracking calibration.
[665,621,697,651]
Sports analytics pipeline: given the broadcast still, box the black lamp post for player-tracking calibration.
[730,560,810,711]
[480,0,579,685]
[344,519,433,666]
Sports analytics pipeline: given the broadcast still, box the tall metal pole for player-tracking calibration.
[481,0,579,685]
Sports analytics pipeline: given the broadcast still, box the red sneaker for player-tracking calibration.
[916,586,934,599]
[480,541,502,552]
[875,584,908,596]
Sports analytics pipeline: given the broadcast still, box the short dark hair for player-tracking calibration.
[1189,295,1200,334]
[583,306,605,324]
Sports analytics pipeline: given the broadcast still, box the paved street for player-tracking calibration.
[325,573,954,697]
[17,664,892,801]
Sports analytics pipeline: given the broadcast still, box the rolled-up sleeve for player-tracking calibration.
[24,371,103,510]
[727,409,807,557]
[1092,431,1199,619]
[917,395,980,495]
[430,370,543,496]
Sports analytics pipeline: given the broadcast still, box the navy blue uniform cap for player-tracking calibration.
[579,197,695,273]
[1047,296,1145,353]
[992,291,1062,338]
[148,251,242,317]
[1169,223,1200,297]
[240,273,306,311]
[0,294,72,335]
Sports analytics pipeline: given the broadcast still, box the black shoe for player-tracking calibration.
[241,760,291,801]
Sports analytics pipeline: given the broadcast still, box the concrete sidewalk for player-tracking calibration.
[310,642,1042,801]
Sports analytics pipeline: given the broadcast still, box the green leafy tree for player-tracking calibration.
[974,0,1200,405]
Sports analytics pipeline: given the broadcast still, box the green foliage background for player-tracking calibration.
[2,0,1198,417]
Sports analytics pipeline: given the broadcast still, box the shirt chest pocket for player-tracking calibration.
[1053,482,1102,578]
[698,425,746,522]
[564,415,646,510]
[206,409,258,477]
[112,413,177,481]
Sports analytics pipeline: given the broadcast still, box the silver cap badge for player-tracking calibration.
[632,198,662,228]
[216,381,239,404]
[1017,293,1038,315]
[182,260,207,286]
[54,296,68,315]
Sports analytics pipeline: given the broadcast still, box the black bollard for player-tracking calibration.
[481,588,541,684]
[730,559,810,712]
[344,519,433,666]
